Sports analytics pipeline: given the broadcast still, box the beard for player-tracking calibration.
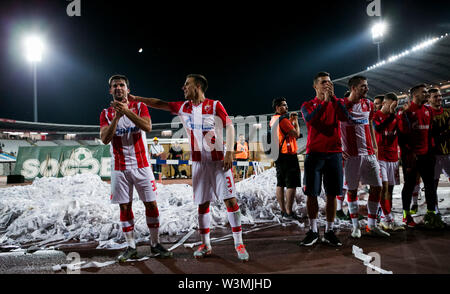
[114,92,127,102]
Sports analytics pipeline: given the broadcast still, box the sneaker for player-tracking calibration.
[281,211,289,220]
[379,220,405,232]
[365,225,390,237]
[117,246,138,263]
[410,204,419,215]
[403,215,417,228]
[322,230,342,246]
[336,209,350,221]
[351,227,361,239]
[235,244,249,261]
[151,243,173,258]
[424,211,445,229]
[379,220,390,231]
[284,212,301,221]
[299,230,319,246]
[193,244,212,258]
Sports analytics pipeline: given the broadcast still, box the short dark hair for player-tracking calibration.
[108,74,129,88]
[384,92,398,101]
[348,75,367,89]
[272,97,287,111]
[187,74,208,93]
[409,83,427,96]
[428,88,440,95]
[313,71,330,85]
[373,95,384,102]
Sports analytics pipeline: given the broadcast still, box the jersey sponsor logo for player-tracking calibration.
[414,124,430,130]
[349,118,369,125]
[383,130,397,136]
[116,126,140,135]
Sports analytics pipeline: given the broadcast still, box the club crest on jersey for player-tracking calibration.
[361,101,370,111]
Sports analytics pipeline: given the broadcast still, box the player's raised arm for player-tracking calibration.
[100,111,122,145]
[128,93,171,112]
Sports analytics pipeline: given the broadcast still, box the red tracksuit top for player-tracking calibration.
[398,101,433,156]
[301,96,349,154]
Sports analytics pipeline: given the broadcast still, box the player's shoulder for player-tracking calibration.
[101,106,114,114]
[373,110,381,117]
[301,97,316,108]
[205,98,222,106]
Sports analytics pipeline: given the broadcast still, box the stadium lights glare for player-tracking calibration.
[24,36,44,62]
[371,22,387,40]
[366,34,447,71]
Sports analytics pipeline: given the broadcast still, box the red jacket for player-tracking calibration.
[373,110,399,162]
[398,102,433,156]
[301,96,349,154]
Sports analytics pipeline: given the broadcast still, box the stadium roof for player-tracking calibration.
[0,118,100,134]
[333,33,450,97]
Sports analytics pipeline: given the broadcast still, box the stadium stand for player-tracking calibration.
[34,141,59,147]
[52,140,81,146]
[0,140,32,156]
[78,140,102,146]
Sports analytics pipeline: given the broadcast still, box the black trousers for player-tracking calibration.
[172,164,180,177]
[401,153,436,212]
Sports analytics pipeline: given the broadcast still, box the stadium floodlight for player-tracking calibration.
[23,35,45,123]
[371,21,387,62]
[371,22,387,41]
[24,36,44,62]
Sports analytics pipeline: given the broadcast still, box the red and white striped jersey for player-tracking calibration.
[100,101,151,170]
[169,98,232,162]
[340,98,375,156]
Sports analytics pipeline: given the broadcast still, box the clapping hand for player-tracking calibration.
[389,101,398,114]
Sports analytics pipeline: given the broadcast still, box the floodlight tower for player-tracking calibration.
[24,36,44,122]
[371,21,387,62]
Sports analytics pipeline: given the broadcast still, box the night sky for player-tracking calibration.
[1,0,449,125]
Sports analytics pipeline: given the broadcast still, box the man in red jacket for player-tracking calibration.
[372,93,404,231]
[398,84,445,229]
[300,72,350,246]
[429,88,450,214]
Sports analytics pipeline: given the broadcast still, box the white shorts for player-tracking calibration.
[192,161,236,205]
[379,160,400,185]
[111,166,157,204]
[344,155,382,190]
[435,154,450,180]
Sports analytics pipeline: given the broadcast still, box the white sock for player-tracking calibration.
[310,219,318,233]
[120,209,136,249]
[149,228,159,247]
[146,207,160,247]
[326,222,334,232]
[198,205,211,248]
[124,231,136,249]
[227,203,243,246]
